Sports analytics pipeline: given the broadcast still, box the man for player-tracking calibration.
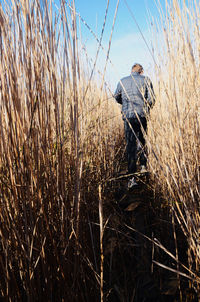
[114,63,155,188]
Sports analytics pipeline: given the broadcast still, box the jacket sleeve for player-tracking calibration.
[144,77,155,108]
[114,81,122,104]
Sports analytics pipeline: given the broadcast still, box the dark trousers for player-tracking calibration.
[124,117,147,174]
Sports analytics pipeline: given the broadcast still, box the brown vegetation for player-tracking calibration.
[148,0,200,296]
[0,0,122,300]
[0,0,199,301]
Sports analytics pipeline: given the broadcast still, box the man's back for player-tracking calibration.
[114,71,154,119]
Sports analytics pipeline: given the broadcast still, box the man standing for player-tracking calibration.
[114,63,155,188]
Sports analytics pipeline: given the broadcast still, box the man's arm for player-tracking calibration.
[114,82,122,104]
[145,77,155,108]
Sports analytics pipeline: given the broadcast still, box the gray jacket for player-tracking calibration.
[114,71,155,119]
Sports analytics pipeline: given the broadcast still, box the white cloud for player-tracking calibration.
[109,31,154,85]
[81,29,155,91]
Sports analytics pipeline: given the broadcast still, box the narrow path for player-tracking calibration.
[103,171,184,301]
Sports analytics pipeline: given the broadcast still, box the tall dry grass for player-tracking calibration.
[148,0,200,293]
[0,0,123,300]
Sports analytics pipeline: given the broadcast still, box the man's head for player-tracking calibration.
[132,63,143,74]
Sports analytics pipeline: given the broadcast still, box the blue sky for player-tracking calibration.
[1,0,194,90]
[1,0,166,89]
[52,0,195,90]
[72,0,166,89]
[1,0,165,89]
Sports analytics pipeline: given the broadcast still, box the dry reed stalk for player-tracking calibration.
[99,184,104,302]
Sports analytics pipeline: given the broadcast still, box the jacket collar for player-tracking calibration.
[131,71,140,75]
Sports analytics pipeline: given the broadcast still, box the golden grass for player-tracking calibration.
[148,0,200,291]
[1,0,200,299]
[0,0,123,300]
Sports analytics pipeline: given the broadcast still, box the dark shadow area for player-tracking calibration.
[103,170,197,301]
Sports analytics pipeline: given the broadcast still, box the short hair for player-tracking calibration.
[132,63,143,74]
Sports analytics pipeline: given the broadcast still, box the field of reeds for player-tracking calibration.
[0,0,199,301]
[0,0,123,300]
[147,0,200,297]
